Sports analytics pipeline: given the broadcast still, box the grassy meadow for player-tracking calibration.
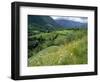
[28,29,88,66]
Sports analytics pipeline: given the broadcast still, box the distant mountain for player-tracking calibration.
[28,15,60,27]
[55,19,87,29]
[28,15,87,34]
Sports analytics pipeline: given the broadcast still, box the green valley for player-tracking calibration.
[28,15,88,66]
[28,29,87,66]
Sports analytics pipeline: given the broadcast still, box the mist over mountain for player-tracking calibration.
[28,15,87,32]
[54,18,87,29]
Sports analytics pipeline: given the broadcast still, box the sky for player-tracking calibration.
[51,16,88,23]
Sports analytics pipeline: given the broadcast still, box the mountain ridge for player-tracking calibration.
[28,15,87,32]
[55,18,87,29]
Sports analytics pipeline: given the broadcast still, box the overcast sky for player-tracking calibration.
[51,16,88,23]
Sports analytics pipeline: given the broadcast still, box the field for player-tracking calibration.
[28,29,88,66]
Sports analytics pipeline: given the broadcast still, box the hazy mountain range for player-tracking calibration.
[28,15,87,31]
[55,18,87,28]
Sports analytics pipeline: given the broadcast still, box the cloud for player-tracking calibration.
[51,16,87,23]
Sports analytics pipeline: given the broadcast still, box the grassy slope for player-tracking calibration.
[28,29,87,66]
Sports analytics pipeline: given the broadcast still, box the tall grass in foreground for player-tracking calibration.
[28,29,87,66]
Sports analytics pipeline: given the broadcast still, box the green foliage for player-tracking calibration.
[60,36,87,65]
[28,28,88,66]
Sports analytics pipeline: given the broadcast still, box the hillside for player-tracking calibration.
[28,15,60,26]
[28,15,88,66]
[28,29,87,66]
